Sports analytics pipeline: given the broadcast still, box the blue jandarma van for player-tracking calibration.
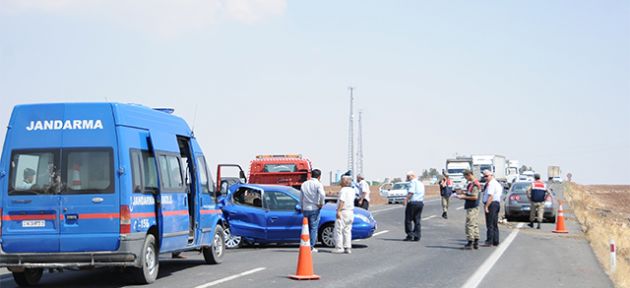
[0,103,225,286]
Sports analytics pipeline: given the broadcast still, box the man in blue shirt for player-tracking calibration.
[403,171,425,241]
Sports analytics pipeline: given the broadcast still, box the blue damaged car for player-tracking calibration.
[219,184,376,248]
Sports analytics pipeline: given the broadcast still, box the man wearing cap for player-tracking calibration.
[15,168,36,190]
[355,174,370,210]
[403,171,425,242]
[482,169,502,247]
[456,170,481,249]
[526,174,549,229]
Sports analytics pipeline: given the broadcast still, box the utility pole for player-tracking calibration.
[347,87,355,176]
[357,110,364,177]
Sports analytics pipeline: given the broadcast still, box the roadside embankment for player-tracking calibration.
[565,183,630,288]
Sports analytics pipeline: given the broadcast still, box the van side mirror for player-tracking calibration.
[239,171,247,183]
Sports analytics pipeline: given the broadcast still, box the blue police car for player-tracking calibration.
[220,183,377,248]
[0,103,226,286]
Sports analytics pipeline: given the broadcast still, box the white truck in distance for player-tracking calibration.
[507,160,520,184]
[548,166,562,182]
[472,154,507,183]
[446,157,472,191]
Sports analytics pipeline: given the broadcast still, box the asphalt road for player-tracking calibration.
[0,183,613,288]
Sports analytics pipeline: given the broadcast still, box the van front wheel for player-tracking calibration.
[134,234,159,284]
[203,226,225,264]
[13,268,43,287]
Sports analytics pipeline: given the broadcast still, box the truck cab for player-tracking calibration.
[247,155,312,189]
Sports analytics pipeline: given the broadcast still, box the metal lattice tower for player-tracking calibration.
[356,110,364,176]
[347,87,355,175]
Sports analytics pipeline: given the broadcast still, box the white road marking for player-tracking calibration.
[457,206,464,210]
[422,215,437,221]
[460,223,524,288]
[193,267,266,288]
[372,230,390,237]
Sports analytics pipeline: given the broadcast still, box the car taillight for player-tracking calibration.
[120,205,131,234]
[545,195,552,202]
[509,195,521,201]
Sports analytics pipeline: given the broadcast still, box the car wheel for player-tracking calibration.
[203,226,225,265]
[133,234,159,284]
[223,226,242,249]
[12,268,43,287]
[319,223,335,248]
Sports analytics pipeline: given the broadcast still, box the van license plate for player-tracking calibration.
[22,220,45,228]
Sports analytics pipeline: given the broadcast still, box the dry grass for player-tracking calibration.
[324,185,440,206]
[565,183,630,288]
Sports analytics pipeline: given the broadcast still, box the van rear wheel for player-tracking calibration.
[134,234,159,284]
[12,268,43,287]
[203,226,225,264]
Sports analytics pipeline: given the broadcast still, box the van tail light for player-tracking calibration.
[509,195,521,201]
[120,205,131,234]
[0,208,3,237]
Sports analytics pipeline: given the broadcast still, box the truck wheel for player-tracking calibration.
[318,223,335,248]
[203,226,225,264]
[134,234,159,284]
[13,268,43,287]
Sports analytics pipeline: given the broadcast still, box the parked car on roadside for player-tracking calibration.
[504,181,556,223]
[379,182,409,204]
[220,184,377,248]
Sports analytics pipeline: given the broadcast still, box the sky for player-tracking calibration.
[0,0,629,184]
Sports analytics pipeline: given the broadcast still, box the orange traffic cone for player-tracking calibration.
[552,200,569,234]
[289,217,320,280]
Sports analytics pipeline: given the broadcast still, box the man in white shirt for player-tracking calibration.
[482,170,503,247]
[403,171,425,242]
[355,174,370,210]
[333,176,355,254]
[300,169,326,252]
[15,168,36,190]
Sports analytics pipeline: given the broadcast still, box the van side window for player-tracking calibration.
[131,151,143,193]
[196,156,210,194]
[232,188,263,208]
[131,150,159,193]
[158,155,184,191]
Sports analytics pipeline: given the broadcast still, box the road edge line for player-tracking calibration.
[461,223,523,288]
[194,267,266,288]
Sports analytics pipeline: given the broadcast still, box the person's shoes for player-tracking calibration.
[464,241,473,250]
[344,249,352,254]
[412,237,420,242]
[442,212,448,219]
[311,248,318,253]
[527,222,534,228]
[537,222,541,229]
[493,242,500,247]
[473,240,479,250]
[404,237,414,241]
[481,241,493,247]
[332,248,344,254]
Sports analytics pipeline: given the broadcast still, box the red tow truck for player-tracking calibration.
[248,154,312,189]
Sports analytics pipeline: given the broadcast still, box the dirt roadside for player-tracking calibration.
[565,183,630,288]
[325,185,441,206]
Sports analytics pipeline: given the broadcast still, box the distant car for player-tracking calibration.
[220,184,377,248]
[504,181,556,223]
[380,182,409,204]
[551,176,563,183]
[516,171,535,182]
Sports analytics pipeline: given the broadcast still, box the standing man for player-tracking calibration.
[356,174,370,210]
[527,174,549,229]
[333,176,355,254]
[439,172,453,219]
[300,168,326,253]
[403,171,425,242]
[482,170,502,247]
[456,170,481,250]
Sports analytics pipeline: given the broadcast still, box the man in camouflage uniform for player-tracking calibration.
[456,170,481,250]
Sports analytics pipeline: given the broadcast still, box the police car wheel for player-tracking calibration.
[12,268,43,287]
[203,226,225,264]
[224,226,242,249]
[134,234,159,284]
[319,224,335,248]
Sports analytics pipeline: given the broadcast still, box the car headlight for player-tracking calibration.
[355,214,370,223]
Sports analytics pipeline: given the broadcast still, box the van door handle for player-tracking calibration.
[269,217,279,222]
[11,200,32,204]
[92,197,104,204]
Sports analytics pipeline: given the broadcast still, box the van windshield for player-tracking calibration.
[8,148,114,195]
